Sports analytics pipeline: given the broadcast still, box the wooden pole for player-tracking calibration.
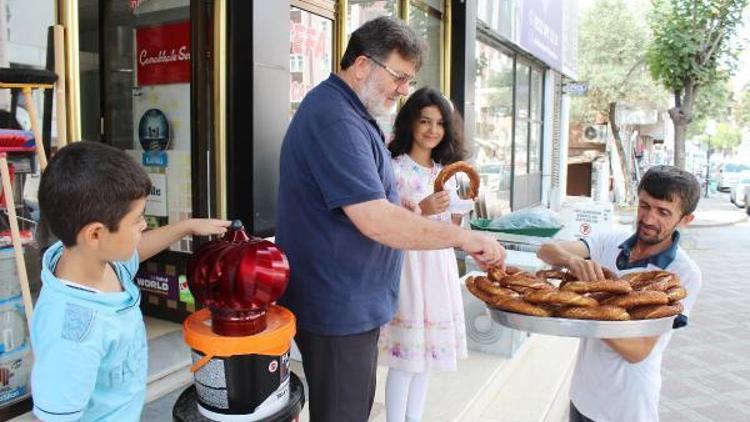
[0,153,34,328]
[22,87,48,170]
[53,25,68,147]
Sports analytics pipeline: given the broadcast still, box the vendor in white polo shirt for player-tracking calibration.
[537,165,702,422]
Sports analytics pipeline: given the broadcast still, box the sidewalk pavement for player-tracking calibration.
[689,193,748,227]
[614,192,748,229]
[658,219,750,421]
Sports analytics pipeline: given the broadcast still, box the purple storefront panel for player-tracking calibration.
[519,0,563,72]
[135,271,179,301]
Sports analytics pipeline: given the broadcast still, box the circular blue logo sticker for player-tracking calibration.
[138,109,170,151]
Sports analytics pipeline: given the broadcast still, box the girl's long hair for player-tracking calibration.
[388,87,466,165]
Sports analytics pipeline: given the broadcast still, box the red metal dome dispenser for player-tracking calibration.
[187,219,290,336]
[175,220,305,422]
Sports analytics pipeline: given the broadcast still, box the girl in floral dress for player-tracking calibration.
[380,87,474,422]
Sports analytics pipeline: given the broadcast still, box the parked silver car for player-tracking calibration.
[730,171,750,208]
[717,162,750,192]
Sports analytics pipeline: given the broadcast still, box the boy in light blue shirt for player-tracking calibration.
[31,141,229,421]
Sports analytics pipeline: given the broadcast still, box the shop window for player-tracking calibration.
[85,1,196,251]
[514,61,530,176]
[473,39,513,216]
[511,60,544,209]
[409,1,442,90]
[348,0,399,32]
[477,0,516,41]
[289,7,334,118]
[529,68,543,173]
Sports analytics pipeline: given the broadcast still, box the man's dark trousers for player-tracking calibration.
[295,327,380,422]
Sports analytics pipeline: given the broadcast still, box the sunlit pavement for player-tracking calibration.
[660,193,750,421]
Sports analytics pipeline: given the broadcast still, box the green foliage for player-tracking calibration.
[736,85,750,128]
[646,0,747,168]
[686,81,734,138]
[647,0,747,94]
[571,0,668,123]
[695,121,742,150]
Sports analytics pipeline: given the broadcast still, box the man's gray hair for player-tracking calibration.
[340,16,426,70]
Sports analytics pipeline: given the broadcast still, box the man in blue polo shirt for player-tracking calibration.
[537,166,702,422]
[277,16,505,421]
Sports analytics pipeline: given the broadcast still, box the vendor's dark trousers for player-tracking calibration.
[570,402,596,422]
[295,327,379,422]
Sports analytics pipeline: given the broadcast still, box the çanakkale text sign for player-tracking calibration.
[520,0,563,72]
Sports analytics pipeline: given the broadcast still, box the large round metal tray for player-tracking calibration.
[490,307,675,338]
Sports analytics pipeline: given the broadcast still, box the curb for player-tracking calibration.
[690,215,748,228]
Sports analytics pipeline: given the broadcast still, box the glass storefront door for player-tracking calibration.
[77,0,209,321]
[474,39,513,216]
[472,35,544,215]
[512,58,543,210]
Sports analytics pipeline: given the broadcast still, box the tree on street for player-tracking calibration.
[647,0,748,169]
[572,0,667,124]
[573,0,668,202]
[736,83,750,129]
[686,81,733,140]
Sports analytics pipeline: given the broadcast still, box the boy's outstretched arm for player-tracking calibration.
[137,219,230,262]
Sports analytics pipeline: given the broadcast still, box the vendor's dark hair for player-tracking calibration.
[388,87,466,165]
[340,16,425,70]
[39,141,152,246]
[638,165,700,216]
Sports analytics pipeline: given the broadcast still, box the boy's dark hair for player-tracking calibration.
[340,16,425,71]
[38,141,152,246]
[388,87,466,165]
[638,165,701,216]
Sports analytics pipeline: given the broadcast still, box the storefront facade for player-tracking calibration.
[456,0,579,215]
[50,0,576,321]
[0,1,579,417]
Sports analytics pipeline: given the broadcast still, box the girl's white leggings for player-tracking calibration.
[385,368,429,422]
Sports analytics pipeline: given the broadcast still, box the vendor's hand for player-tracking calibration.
[461,231,506,269]
[401,198,422,215]
[419,191,450,216]
[565,256,606,281]
[186,218,231,237]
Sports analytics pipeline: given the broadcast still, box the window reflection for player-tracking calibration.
[529,69,543,173]
[514,62,530,176]
[348,0,399,34]
[289,7,333,118]
[477,0,516,41]
[409,2,441,90]
[474,40,513,216]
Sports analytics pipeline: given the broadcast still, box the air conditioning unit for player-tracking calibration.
[460,276,529,357]
[583,124,609,144]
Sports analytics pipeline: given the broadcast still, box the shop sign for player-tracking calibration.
[138,108,170,151]
[557,200,614,240]
[134,271,178,300]
[146,173,168,217]
[136,21,191,86]
[143,151,168,167]
[519,0,563,72]
[563,82,588,96]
